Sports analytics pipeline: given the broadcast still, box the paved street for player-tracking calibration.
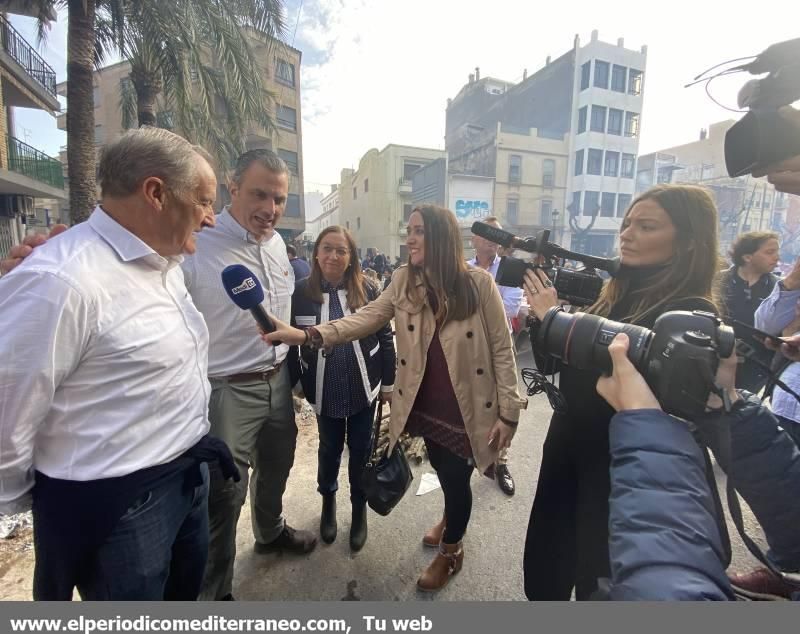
[230,348,766,601]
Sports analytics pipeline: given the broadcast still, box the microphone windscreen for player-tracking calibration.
[221,264,265,309]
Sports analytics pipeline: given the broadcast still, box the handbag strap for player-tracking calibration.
[364,406,388,468]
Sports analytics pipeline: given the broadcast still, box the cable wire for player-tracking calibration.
[520,367,568,415]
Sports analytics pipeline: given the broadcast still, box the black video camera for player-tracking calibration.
[470,222,620,306]
[536,307,736,420]
[709,38,800,177]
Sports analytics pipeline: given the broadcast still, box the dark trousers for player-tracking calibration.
[34,464,210,601]
[425,438,473,544]
[524,412,611,601]
[317,402,376,504]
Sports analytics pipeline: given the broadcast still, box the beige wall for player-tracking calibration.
[493,128,569,234]
[337,145,445,259]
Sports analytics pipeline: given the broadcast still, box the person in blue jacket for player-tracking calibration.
[594,332,735,600]
[597,331,800,600]
[287,226,395,552]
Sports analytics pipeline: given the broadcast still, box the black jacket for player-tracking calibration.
[287,278,396,413]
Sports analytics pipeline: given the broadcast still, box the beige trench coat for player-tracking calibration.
[315,265,527,474]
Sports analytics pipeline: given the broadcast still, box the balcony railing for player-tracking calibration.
[6,135,64,189]
[0,15,57,97]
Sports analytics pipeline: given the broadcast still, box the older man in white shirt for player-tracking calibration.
[470,216,524,496]
[185,150,316,602]
[0,128,226,600]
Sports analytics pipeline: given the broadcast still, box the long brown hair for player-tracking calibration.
[305,226,368,310]
[589,184,720,323]
[405,205,478,323]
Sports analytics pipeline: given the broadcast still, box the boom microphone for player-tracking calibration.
[221,264,279,341]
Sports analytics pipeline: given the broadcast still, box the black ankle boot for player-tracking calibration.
[350,502,368,552]
[320,494,337,544]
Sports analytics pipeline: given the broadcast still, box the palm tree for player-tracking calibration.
[115,0,286,174]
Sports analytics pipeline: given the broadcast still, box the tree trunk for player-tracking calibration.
[130,65,162,128]
[66,0,96,224]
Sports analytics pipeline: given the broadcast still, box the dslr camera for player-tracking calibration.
[536,307,735,420]
[470,222,620,306]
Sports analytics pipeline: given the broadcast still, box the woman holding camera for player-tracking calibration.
[522,184,721,600]
[266,205,526,593]
[287,226,395,552]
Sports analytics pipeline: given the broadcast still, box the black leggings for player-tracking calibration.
[425,438,473,544]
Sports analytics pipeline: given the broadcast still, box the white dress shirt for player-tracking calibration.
[182,208,294,378]
[0,207,210,515]
[469,254,524,331]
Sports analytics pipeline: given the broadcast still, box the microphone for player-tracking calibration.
[470,221,533,250]
[221,264,280,342]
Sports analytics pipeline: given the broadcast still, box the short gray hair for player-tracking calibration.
[98,127,207,199]
[231,149,289,185]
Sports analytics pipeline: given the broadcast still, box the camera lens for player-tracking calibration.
[536,308,652,374]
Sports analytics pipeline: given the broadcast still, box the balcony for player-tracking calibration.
[0,135,66,198]
[0,14,59,110]
[398,177,412,195]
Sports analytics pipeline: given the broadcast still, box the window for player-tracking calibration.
[590,105,606,133]
[607,108,623,135]
[403,203,413,221]
[580,62,591,90]
[346,221,350,229]
[624,112,640,137]
[577,106,587,134]
[93,86,100,108]
[285,194,301,217]
[542,159,555,188]
[275,59,296,87]
[574,149,584,176]
[364,178,369,193]
[587,149,603,175]
[583,191,600,217]
[621,153,636,178]
[594,61,610,89]
[353,187,357,200]
[509,155,522,183]
[601,192,616,217]
[657,166,672,184]
[611,65,627,92]
[569,191,581,215]
[276,105,297,131]
[628,69,643,96]
[506,197,519,225]
[94,125,104,145]
[540,199,553,226]
[357,217,361,230]
[278,149,298,174]
[403,162,423,179]
[604,151,619,177]
[617,193,632,217]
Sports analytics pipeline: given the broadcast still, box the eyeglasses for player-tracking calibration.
[320,245,350,258]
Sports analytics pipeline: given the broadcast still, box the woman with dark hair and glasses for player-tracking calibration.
[268,205,526,593]
[287,226,395,552]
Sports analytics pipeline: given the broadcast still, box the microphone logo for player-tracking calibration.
[231,277,257,295]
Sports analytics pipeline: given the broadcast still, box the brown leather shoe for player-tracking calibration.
[417,541,464,592]
[254,524,317,555]
[729,567,798,600]
[422,515,446,548]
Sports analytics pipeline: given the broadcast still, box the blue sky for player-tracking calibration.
[9,0,800,194]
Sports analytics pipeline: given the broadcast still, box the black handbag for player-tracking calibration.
[360,407,413,516]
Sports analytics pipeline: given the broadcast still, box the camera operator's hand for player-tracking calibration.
[0,224,67,275]
[596,333,661,412]
[752,107,800,196]
[705,352,740,411]
[523,268,559,320]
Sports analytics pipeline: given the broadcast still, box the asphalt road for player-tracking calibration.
[230,348,767,601]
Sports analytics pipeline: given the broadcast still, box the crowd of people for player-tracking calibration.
[1,122,800,602]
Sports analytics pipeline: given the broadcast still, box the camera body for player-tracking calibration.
[471,224,620,307]
[536,308,736,420]
[495,257,604,306]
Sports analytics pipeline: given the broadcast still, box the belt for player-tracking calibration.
[224,363,283,383]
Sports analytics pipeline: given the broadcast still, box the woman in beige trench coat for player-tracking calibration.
[265,205,527,593]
